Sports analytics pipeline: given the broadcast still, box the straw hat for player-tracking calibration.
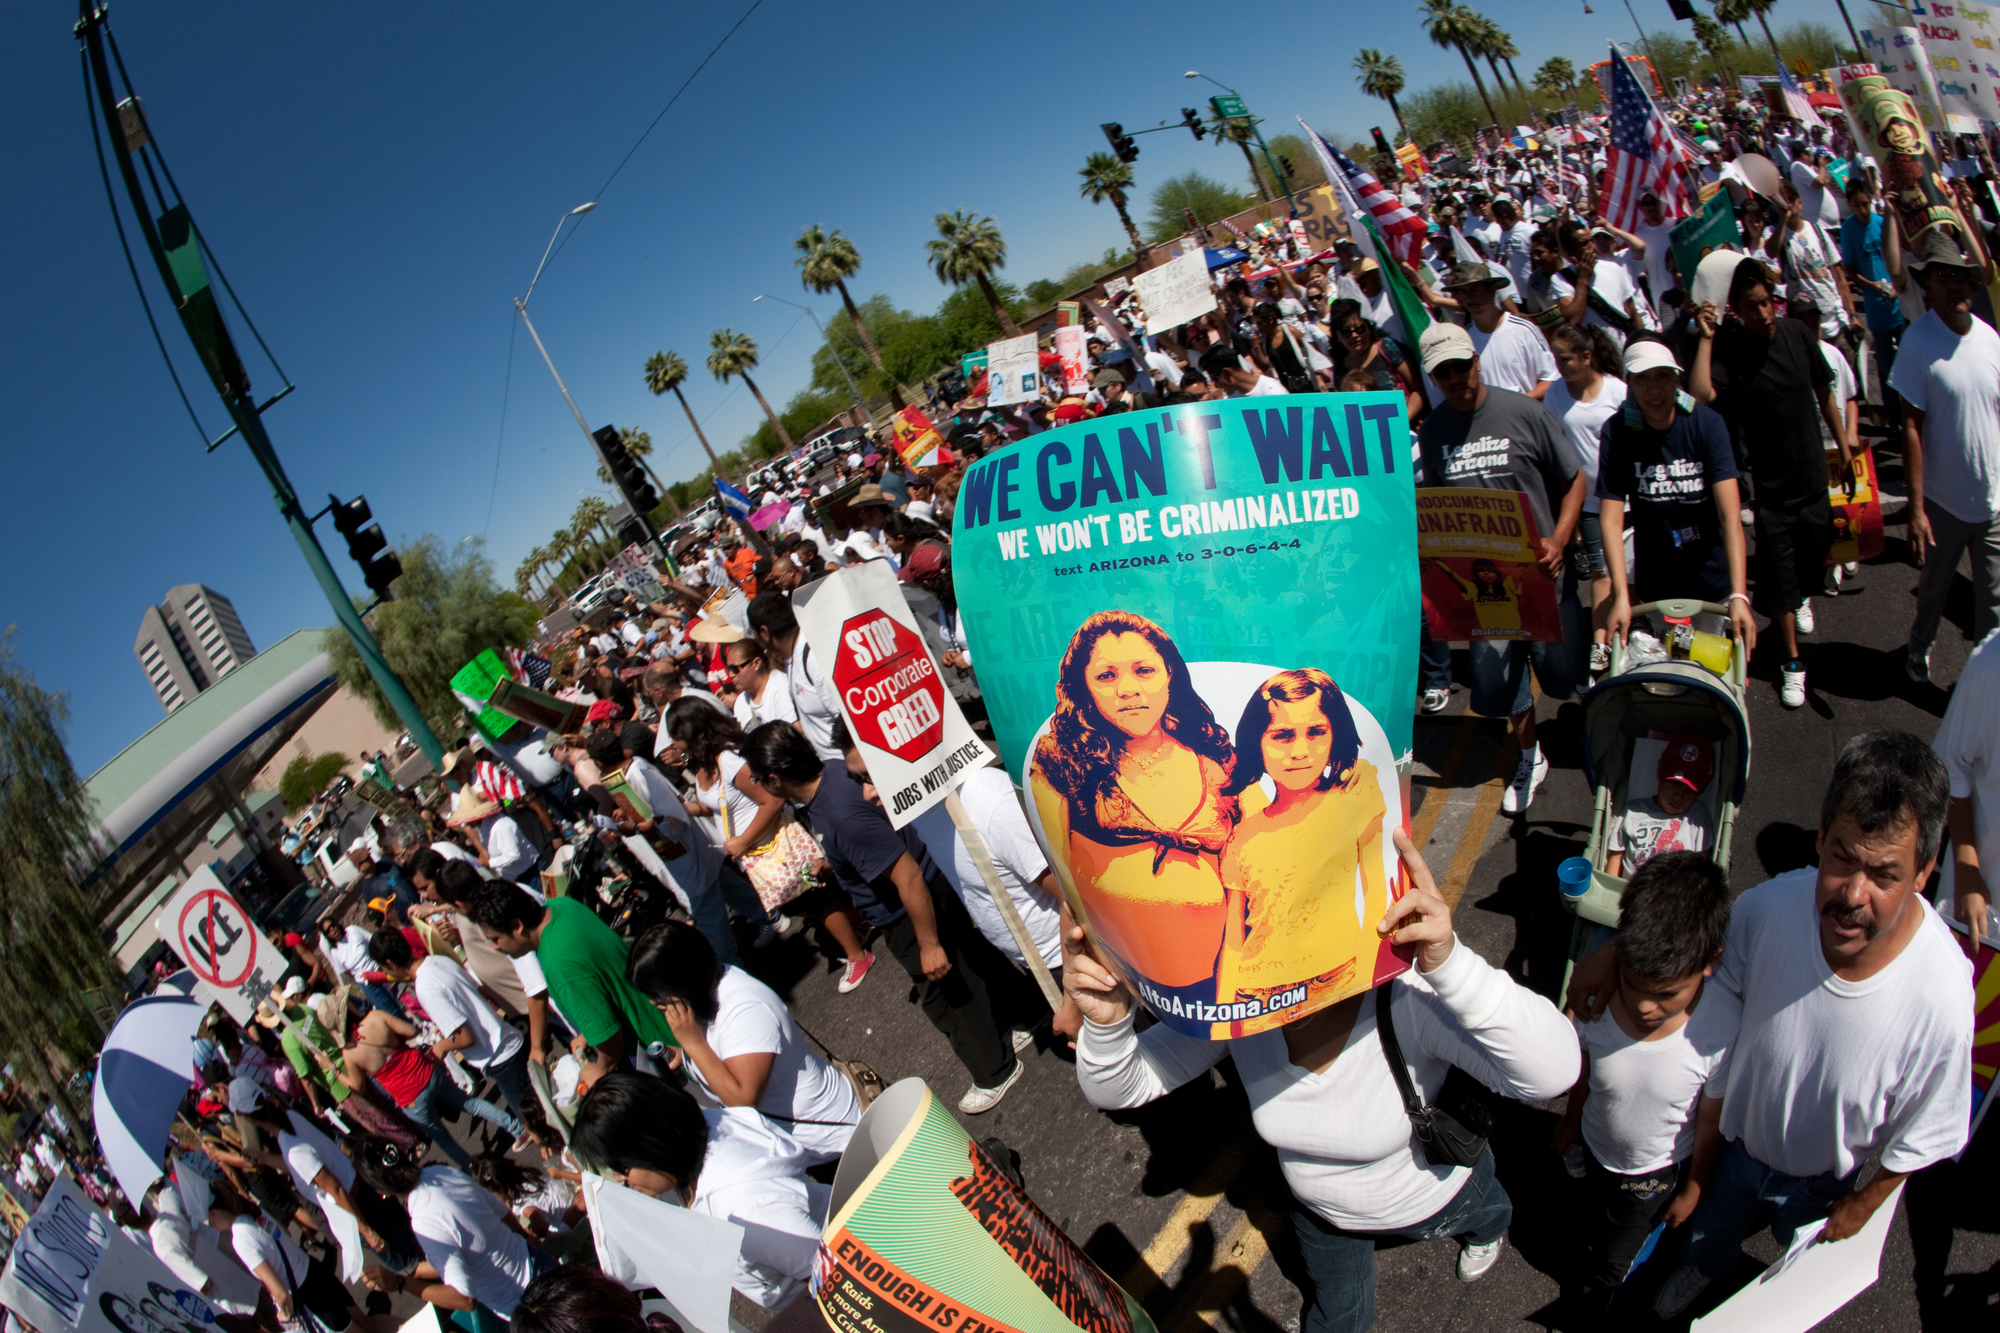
[447,792,501,826]
[687,617,745,644]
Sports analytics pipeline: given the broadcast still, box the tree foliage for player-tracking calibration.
[0,629,121,1124]
[1144,171,1256,242]
[326,537,539,741]
[279,750,350,810]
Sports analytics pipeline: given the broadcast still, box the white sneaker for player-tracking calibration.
[1908,646,1931,685]
[1653,1265,1712,1319]
[1589,642,1612,674]
[1457,1237,1503,1281]
[1780,661,1806,708]
[772,913,806,939]
[1795,598,1815,634]
[1500,749,1548,815]
[1010,1028,1036,1054]
[1843,560,1858,576]
[957,1058,1025,1114]
[1420,688,1450,715]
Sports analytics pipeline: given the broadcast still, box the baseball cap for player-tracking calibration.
[899,544,948,583]
[1092,368,1126,388]
[283,932,303,949]
[1698,137,1721,152]
[1440,260,1506,290]
[282,976,307,999]
[1418,323,1478,374]
[586,698,624,723]
[1657,734,1715,795]
[226,1075,265,1114]
[1623,340,1680,378]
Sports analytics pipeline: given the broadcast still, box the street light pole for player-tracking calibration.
[1186,70,1299,218]
[754,294,867,422]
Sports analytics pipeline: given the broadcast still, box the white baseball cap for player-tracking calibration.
[1624,340,1681,378]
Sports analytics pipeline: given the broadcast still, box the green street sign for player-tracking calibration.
[1210,93,1248,120]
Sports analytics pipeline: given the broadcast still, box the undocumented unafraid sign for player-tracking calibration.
[952,393,1417,1038]
[1416,487,1561,642]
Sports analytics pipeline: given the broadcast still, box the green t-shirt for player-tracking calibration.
[536,898,677,1055]
[278,1007,348,1103]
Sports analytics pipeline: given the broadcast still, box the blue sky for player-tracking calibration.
[4,0,1853,774]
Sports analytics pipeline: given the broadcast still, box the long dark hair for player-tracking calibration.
[512,1267,657,1333]
[1225,669,1363,796]
[468,1150,547,1204]
[571,1070,709,1185]
[350,1132,424,1196]
[666,696,746,771]
[1547,322,1622,377]
[627,921,723,1027]
[1033,610,1233,801]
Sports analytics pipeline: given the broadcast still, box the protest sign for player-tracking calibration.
[155,867,280,1023]
[987,334,1040,407]
[960,348,990,382]
[1944,917,1999,1148]
[793,562,995,829]
[1687,1183,1904,1333]
[952,393,1417,1039]
[450,648,519,743]
[1416,488,1562,642]
[487,676,590,735]
[1826,448,1886,567]
[603,544,665,602]
[889,407,945,470]
[1913,7,1998,132]
[1129,249,1216,332]
[1102,275,1131,298]
[1853,30,1951,138]
[1669,190,1742,297]
[816,1078,1156,1333]
[1080,299,1153,393]
[0,1178,224,1333]
[1052,326,1090,396]
[583,1173,740,1333]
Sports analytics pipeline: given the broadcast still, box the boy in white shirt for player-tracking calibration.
[1553,851,1738,1319]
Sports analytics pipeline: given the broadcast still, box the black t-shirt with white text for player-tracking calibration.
[1596,400,1741,602]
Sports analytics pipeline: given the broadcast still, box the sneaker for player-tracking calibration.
[750,923,778,950]
[1010,1028,1036,1054]
[1500,749,1549,815]
[1843,560,1858,576]
[1457,1237,1503,1281]
[1739,507,1756,527]
[1907,646,1931,685]
[957,1058,1026,1114]
[1420,687,1450,715]
[1795,598,1815,635]
[1653,1265,1712,1319]
[837,952,875,994]
[1589,642,1612,674]
[1824,565,1844,595]
[773,913,806,939]
[1780,660,1807,709]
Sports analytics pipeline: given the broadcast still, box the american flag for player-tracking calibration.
[474,758,526,807]
[1777,65,1827,131]
[1602,47,1692,231]
[1558,154,1590,200]
[502,646,553,690]
[1300,123,1427,263]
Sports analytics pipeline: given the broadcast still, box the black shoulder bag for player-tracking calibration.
[1375,984,1492,1169]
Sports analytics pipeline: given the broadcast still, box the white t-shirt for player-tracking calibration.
[733,672,798,732]
[691,967,859,1162]
[1608,796,1714,874]
[481,813,536,883]
[1231,375,1289,398]
[693,1108,830,1308]
[1427,312,1558,408]
[1816,341,1857,453]
[1630,218,1678,302]
[1931,630,2000,926]
[326,926,374,981]
[228,1214,309,1288]
[1888,310,2000,525]
[1713,868,1974,1179]
[408,1165,535,1317]
[1079,937,1579,1231]
[786,644,845,762]
[1547,263,1639,351]
[414,955,523,1071]
[693,751,764,846]
[1575,984,1739,1174]
[1542,375,1628,514]
[1495,221,1537,295]
[624,755,724,896]
[909,767,1062,969]
[1783,224,1846,336]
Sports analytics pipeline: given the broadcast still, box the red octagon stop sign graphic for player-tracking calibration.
[833,610,945,762]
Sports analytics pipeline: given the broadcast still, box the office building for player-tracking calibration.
[134,584,256,712]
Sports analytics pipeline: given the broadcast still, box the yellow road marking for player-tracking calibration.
[1441,743,1516,910]
[1408,712,1481,853]
[1169,1202,1289,1331]
[1119,1138,1248,1303]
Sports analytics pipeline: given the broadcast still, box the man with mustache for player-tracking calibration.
[1571,731,1975,1320]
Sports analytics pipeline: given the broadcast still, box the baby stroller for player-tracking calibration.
[1559,599,1753,988]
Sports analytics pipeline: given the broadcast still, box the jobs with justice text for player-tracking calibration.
[954,392,1420,1038]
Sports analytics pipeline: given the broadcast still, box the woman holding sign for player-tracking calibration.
[1216,670,1389,1024]
[1028,612,1238,998]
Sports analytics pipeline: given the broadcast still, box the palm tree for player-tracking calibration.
[547,530,574,591]
[927,209,1020,336]
[793,226,891,393]
[1465,15,1516,105]
[1480,21,1532,103]
[572,496,613,568]
[1421,0,1501,128]
[1534,56,1578,104]
[516,545,545,597]
[1353,49,1411,141]
[706,329,795,452]
[1739,0,1787,72]
[645,350,733,486]
[1713,0,1755,53]
[1691,13,1733,85]
[1077,153,1149,266]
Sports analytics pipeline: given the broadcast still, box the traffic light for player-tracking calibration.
[1280,156,1296,183]
[1667,0,1698,19]
[1180,108,1207,141]
[1101,122,1139,164]
[594,425,659,525]
[1372,127,1394,156]
[329,495,403,601]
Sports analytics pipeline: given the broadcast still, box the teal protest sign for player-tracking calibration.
[1669,190,1741,297]
[953,393,1418,1039]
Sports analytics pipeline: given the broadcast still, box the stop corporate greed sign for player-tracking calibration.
[795,561,995,829]
[952,392,1417,1039]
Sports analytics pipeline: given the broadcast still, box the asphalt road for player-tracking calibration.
[732,473,2000,1332]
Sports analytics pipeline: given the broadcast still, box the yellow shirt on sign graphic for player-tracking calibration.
[1439,562,1523,632]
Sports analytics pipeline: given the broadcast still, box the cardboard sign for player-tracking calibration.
[1130,248,1217,333]
[449,648,519,743]
[1946,917,1999,1147]
[987,333,1041,408]
[0,1178,224,1333]
[1669,190,1742,296]
[889,407,944,470]
[1826,447,1886,566]
[487,677,590,735]
[603,544,665,601]
[816,1079,1155,1333]
[1688,1183,1904,1333]
[155,868,281,1023]
[952,394,1417,1039]
[583,1173,740,1333]
[1416,488,1563,642]
[794,562,996,829]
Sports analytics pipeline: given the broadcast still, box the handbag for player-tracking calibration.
[720,793,821,913]
[1375,983,1492,1169]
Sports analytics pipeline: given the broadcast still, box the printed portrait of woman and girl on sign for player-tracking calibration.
[1025,609,1411,1040]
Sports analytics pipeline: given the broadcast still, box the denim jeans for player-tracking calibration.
[1418,613,1452,694]
[1464,585,1588,718]
[1683,1138,1861,1279]
[480,1043,538,1137]
[1292,1146,1513,1333]
[401,1063,521,1168]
